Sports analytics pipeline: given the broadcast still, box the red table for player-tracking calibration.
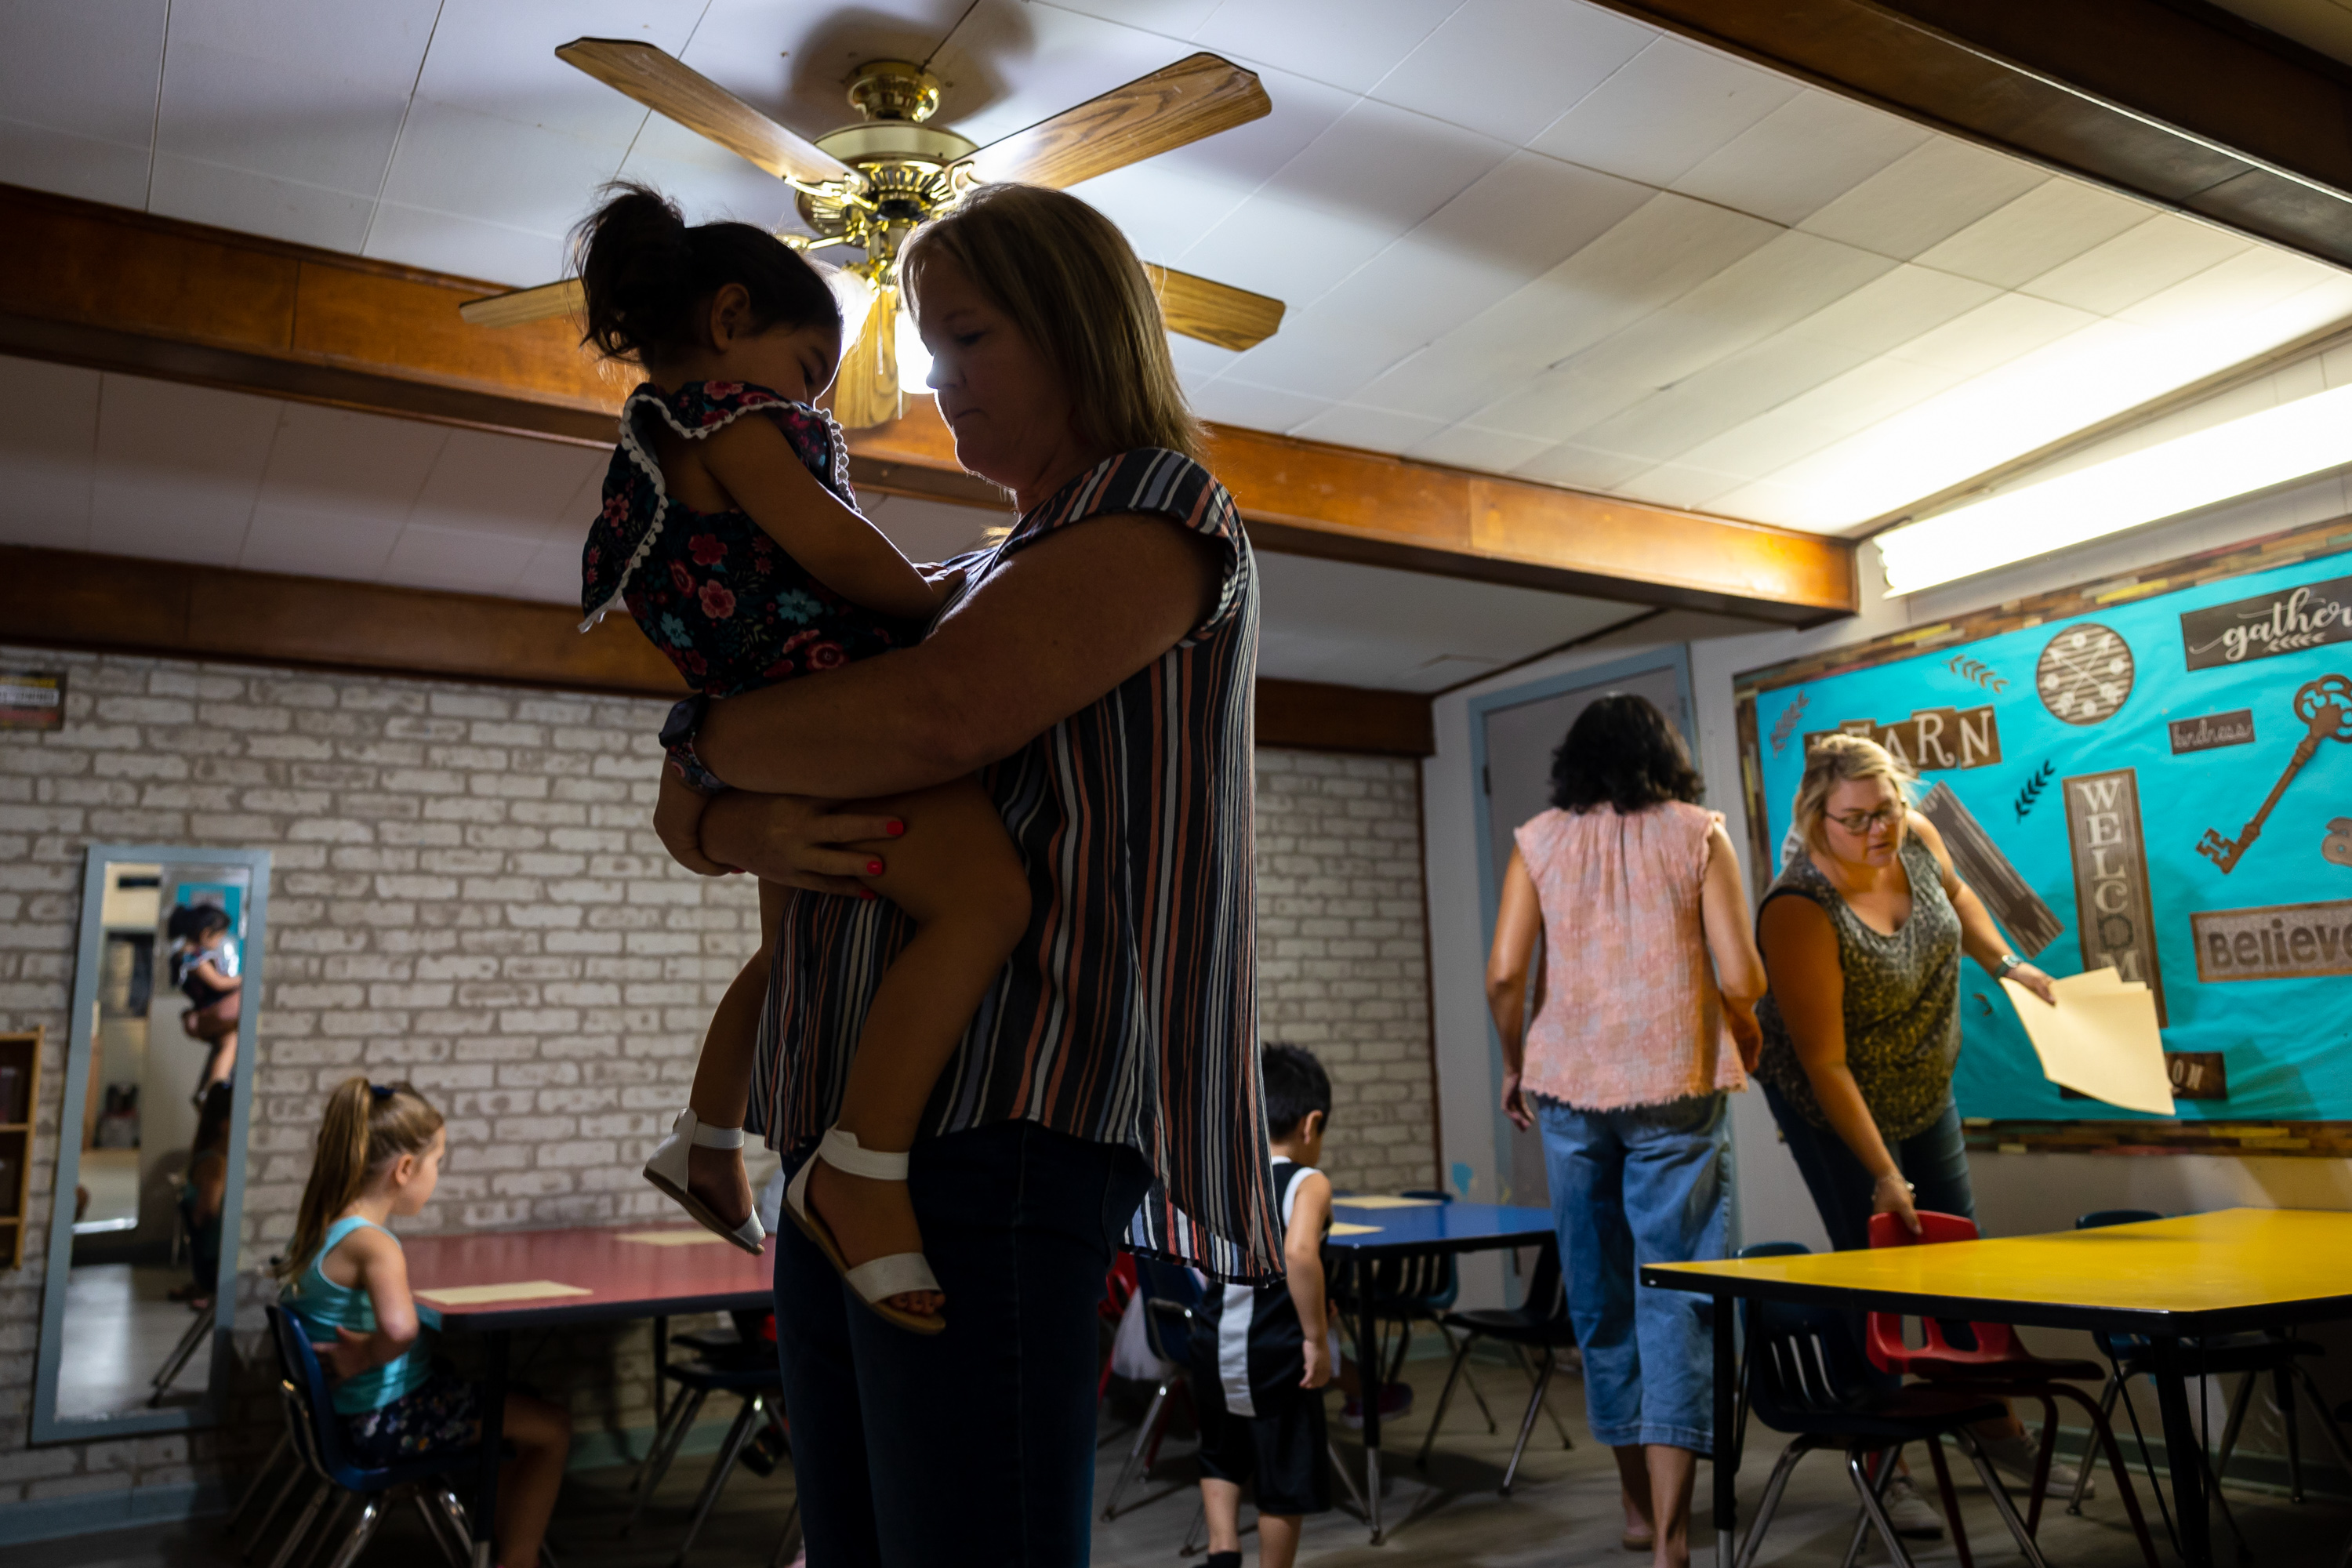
[402,1225,772,1567]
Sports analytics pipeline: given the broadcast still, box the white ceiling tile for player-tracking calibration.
[249,404,448,573]
[1777,264,2002,357]
[1370,0,1653,145]
[241,505,408,581]
[380,522,543,594]
[1610,460,1748,511]
[1670,356,1970,481]
[404,0,701,141]
[1168,332,1243,389]
[657,0,964,151]
[2018,213,2249,317]
[2113,244,2336,331]
[363,201,570,289]
[1912,179,2152,289]
[514,538,586,604]
[1287,404,1445,452]
[89,376,280,563]
[1191,378,1334,433]
[147,154,376,252]
[612,127,804,237]
[1562,230,1898,391]
[1405,423,1552,473]
[1570,334,1876,463]
[1670,88,1927,227]
[155,2,438,198]
[1890,291,2098,376]
[1798,136,2045,260]
[1,0,167,142]
[1225,151,1653,397]
[862,492,1002,563]
[1468,366,1651,441]
[375,98,625,240]
[409,431,607,543]
[1511,441,1653,491]
[1040,0,1224,35]
[1192,0,1458,96]
[1253,550,1631,691]
[0,356,101,551]
[931,3,1210,149]
[1528,34,1796,188]
[0,116,154,209]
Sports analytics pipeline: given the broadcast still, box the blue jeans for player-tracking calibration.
[1537,1093,1730,1452]
[1759,1081,1975,1254]
[773,1119,1154,1567]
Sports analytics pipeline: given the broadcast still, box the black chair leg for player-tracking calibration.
[1415,1337,1475,1470]
[1845,1443,1924,1568]
[2276,1365,2303,1502]
[625,1387,710,1537]
[1435,1321,1498,1433]
[1733,1435,1821,1568]
[1102,1376,1174,1520]
[267,1481,336,1568]
[1512,1344,1574,1450]
[1955,1426,2053,1568]
[672,1395,764,1567]
[1498,1349,1554,1497]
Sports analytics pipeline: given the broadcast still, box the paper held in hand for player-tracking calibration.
[2000,967,2175,1116]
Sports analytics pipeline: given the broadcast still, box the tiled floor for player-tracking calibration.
[16,1352,2350,1566]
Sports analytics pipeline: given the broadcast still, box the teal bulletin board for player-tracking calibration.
[1734,518,2352,1127]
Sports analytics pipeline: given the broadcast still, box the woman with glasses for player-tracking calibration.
[1753,732,2063,1530]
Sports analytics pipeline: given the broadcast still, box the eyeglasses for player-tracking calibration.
[1826,804,1904,835]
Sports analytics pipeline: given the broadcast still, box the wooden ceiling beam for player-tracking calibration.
[0,544,1435,757]
[1588,0,2352,271]
[0,183,1854,626]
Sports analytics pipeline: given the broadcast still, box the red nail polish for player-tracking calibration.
[866,859,884,875]
[886,820,906,837]
[858,887,877,901]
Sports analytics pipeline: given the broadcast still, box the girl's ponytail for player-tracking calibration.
[277,1076,444,1279]
[572,182,840,370]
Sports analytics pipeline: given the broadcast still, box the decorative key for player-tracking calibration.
[2197,673,2352,873]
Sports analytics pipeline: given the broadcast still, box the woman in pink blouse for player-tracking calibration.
[1485,694,1766,1568]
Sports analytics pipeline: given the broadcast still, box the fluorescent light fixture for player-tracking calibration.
[1875,379,2352,595]
[896,307,933,395]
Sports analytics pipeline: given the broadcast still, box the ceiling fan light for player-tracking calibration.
[896,307,933,395]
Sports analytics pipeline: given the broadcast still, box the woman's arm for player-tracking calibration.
[702,417,945,621]
[190,957,241,995]
[1484,850,1543,1133]
[1697,821,1767,1070]
[1907,813,2055,1004]
[698,512,1220,800]
[312,1227,423,1382]
[1757,894,1920,1233]
[190,1154,226,1228]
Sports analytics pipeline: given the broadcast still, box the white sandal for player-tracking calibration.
[643,1109,766,1254]
[782,1128,945,1335]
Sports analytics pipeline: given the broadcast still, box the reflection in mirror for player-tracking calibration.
[37,847,268,1438]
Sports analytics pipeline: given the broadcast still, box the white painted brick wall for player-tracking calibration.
[0,645,1436,1506]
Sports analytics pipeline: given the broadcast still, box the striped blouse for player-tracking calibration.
[748,448,1283,1282]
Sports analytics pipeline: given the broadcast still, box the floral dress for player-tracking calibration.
[580,380,922,697]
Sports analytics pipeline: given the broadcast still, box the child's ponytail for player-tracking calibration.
[278,1076,445,1279]
[572,182,840,369]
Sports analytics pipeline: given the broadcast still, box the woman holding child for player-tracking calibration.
[1485,695,1767,1568]
[621,182,1280,1566]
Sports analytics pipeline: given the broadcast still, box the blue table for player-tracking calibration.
[1323,1199,1557,1543]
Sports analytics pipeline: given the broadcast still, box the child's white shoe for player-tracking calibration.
[782,1127,944,1335]
[643,1109,765,1254]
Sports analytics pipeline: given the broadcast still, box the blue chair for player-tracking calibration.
[1101,1256,1203,1522]
[1415,1238,1575,1495]
[1728,1242,2050,1568]
[1329,1190,1492,1430]
[265,1306,478,1568]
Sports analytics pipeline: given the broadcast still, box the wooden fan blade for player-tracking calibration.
[961,53,1269,191]
[557,38,855,186]
[1145,265,1283,352]
[458,278,585,328]
[831,286,902,430]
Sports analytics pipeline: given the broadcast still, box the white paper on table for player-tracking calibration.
[615,1229,735,1247]
[1330,1195,1443,1210]
[2001,971,2175,1116]
[413,1279,593,1306]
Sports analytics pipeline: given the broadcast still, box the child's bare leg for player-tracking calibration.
[1259,1512,1305,1568]
[494,1390,571,1568]
[684,883,780,1229]
[804,777,1028,1314]
[1201,1477,1244,1555]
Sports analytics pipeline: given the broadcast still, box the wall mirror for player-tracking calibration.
[32,844,269,1442]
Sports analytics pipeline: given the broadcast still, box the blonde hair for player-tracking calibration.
[1791,733,1915,855]
[899,183,1203,463]
[277,1076,444,1280]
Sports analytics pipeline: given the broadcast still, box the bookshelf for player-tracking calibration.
[0,1028,38,1269]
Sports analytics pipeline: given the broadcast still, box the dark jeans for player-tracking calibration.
[1759,1081,1976,1253]
[773,1118,1154,1567]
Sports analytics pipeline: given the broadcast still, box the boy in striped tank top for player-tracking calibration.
[1190,1045,1336,1567]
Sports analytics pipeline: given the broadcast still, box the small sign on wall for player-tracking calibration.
[0,670,64,731]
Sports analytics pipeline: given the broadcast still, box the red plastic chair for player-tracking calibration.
[1866,1210,2158,1568]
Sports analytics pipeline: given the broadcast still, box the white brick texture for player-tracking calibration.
[0,645,1436,1504]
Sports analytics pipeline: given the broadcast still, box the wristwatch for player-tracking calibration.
[658,695,729,795]
[1993,952,2024,981]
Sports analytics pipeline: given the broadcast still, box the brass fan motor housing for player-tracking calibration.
[847,59,941,124]
[798,62,979,280]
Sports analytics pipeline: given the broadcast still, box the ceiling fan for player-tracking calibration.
[459,39,1287,428]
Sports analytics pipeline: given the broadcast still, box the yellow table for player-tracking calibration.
[1641,1209,2352,1568]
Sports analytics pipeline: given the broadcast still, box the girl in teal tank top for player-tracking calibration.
[277,1078,572,1567]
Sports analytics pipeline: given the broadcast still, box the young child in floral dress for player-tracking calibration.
[575,185,1027,1332]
